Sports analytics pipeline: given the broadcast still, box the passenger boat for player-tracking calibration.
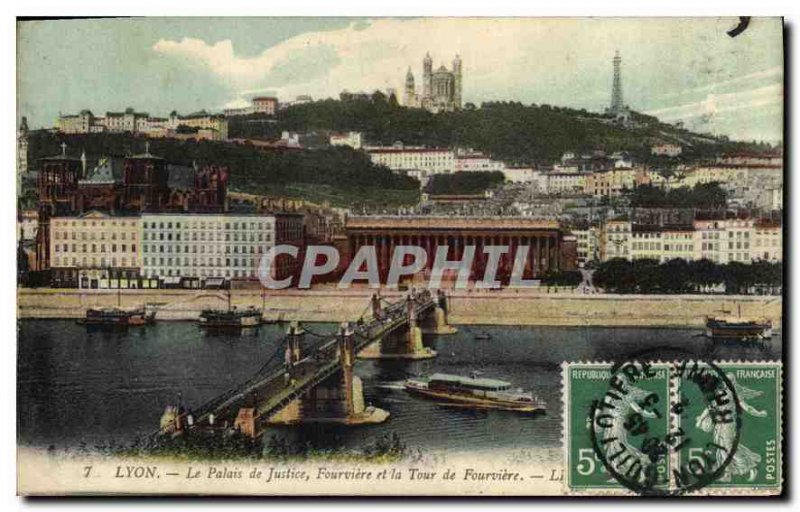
[79,305,156,327]
[199,306,263,329]
[78,288,157,327]
[705,316,773,340]
[198,289,263,329]
[705,304,773,341]
[404,373,546,412]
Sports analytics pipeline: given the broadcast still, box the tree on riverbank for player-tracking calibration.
[593,258,782,295]
[540,270,583,287]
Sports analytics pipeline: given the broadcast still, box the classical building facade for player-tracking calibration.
[345,216,574,286]
[50,210,140,269]
[454,152,506,173]
[49,211,143,288]
[223,97,278,117]
[545,173,587,195]
[599,219,631,261]
[140,213,276,281]
[367,144,456,174]
[594,216,782,265]
[404,53,463,113]
[583,168,637,198]
[31,144,230,278]
[58,107,229,140]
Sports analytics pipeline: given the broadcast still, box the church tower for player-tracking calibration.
[423,52,433,100]
[452,54,462,109]
[18,117,29,175]
[17,117,29,197]
[404,67,417,107]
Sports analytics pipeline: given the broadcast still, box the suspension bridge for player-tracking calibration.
[149,289,454,442]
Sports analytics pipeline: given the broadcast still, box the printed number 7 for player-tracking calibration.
[83,466,92,478]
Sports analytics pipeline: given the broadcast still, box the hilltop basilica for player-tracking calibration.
[404,53,462,113]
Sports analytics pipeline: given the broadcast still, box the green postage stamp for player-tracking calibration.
[563,360,782,495]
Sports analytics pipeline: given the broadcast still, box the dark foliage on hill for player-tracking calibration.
[229,95,776,165]
[26,131,419,206]
[426,171,505,195]
[627,183,728,209]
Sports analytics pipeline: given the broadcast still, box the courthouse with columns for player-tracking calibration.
[345,216,576,285]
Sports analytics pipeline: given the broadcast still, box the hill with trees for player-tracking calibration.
[426,171,505,195]
[25,131,419,207]
[626,183,728,209]
[24,95,777,208]
[229,93,776,165]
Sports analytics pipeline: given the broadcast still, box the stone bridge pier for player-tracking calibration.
[420,290,458,335]
[359,291,453,360]
[266,322,390,425]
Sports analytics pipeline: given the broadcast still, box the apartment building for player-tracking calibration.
[367,145,455,174]
[140,213,276,281]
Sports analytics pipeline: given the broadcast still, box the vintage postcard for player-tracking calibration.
[15,16,784,496]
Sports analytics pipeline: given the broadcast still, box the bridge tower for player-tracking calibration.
[359,291,447,359]
[268,322,389,425]
[286,321,304,365]
[420,290,457,335]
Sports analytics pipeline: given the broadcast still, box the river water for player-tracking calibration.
[17,320,781,454]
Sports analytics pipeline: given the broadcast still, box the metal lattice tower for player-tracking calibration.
[610,50,624,114]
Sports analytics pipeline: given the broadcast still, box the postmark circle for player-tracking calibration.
[588,359,742,496]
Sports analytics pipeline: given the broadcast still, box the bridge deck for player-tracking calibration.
[152,293,436,441]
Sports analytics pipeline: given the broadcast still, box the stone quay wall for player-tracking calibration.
[17,288,782,328]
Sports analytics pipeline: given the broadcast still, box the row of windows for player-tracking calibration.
[142,220,270,230]
[754,239,780,247]
[53,220,136,227]
[728,231,750,239]
[142,257,260,268]
[53,256,135,267]
[53,231,136,241]
[55,243,136,254]
[145,268,256,278]
[142,232,270,242]
[143,244,263,254]
[632,242,661,251]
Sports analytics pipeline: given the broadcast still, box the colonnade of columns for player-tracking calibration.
[348,231,561,283]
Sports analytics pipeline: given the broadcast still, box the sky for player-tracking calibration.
[17,17,784,143]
